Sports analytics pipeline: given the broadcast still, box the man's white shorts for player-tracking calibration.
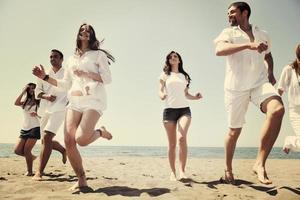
[40,111,65,134]
[224,82,279,128]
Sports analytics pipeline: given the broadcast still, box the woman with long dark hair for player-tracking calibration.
[32,23,114,190]
[158,51,202,181]
[14,83,40,176]
[278,44,300,153]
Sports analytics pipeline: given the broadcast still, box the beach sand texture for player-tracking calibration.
[0,157,299,200]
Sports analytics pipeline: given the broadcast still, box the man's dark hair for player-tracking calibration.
[229,2,251,19]
[51,49,64,59]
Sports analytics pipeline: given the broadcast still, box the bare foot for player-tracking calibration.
[97,126,112,140]
[170,172,177,181]
[68,180,88,191]
[179,171,188,180]
[252,166,272,184]
[25,172,34,176]
[283,147,290,154]
[32,172,43,181]
[62,149,67,164]
[220,169,236,185]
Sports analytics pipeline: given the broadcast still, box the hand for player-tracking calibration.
[195,92,203,100]
[160,93,167,100]
[248,42,268,53]
[32,64,46,79]
[268,73,276,85]
[30,112,38,117]
[22,85,29,94]
[43,94,56,102]
[74,69,88,78]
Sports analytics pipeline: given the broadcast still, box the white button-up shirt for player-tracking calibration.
[278,65,300,107]
[214,25,271,91]
[57,50,111,110]
[36,67,68,113]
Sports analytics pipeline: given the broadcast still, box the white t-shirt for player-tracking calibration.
[57,50,111,111]
[159,72,189,108]
[214,25,270,91]
[36,67,68,113]
[278,65,300,106]
[22,104,40,130]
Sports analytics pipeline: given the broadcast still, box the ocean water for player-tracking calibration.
[1,143,299,159]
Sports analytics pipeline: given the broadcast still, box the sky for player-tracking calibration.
[0,0,299,147]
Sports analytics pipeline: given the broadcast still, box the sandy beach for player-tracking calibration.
[0,157,299,200]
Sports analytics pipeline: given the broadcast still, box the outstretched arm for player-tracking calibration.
[32,65,58,86]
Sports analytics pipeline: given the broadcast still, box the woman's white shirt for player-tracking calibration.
[278,65,300,106]
[57,50,111,109]
[159,72,189,108]
[22,105,39,130]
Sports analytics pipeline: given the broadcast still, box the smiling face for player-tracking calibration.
[78,24,91,41]
[227,5,242,26]
[50,51,63,67]
[168,52,180,67]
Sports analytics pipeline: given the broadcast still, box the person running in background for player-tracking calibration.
[159,51,202,181]
[33,49,67,180]
[278,44,300,154]
[14,83,40,176]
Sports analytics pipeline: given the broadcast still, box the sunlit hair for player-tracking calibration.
[75,23,115,64]
[163,51,191,87]
[22,83,40,111]
[229,1,251,19]
[291,43,300,73]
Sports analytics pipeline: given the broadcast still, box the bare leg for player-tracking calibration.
[75,109,112,146]
[163,121,177,181]
[177,116,191,179]
[224,128,242,184]
[33,131,55,180]
[64,109,87,190]
[14,138,26,156]
[52,140,67,164]
[23,139,38,176]
[253,98,284,184]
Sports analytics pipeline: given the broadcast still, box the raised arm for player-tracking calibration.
[32,65,58,86]
[14,85,27,106]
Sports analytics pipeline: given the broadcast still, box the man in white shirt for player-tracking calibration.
[214,2,284,184]
[33,49,68,180]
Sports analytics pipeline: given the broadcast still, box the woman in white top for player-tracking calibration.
[159,51,202,181]
[14,83,40,176]
[32,23,114,190]
[278,44,300,154]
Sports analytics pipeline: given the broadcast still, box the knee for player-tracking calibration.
[269,105,285,119]
[14,148,23,156]
[43,132,54,143]
[64,133,76,149]
[178,136,187,145]
[168,142,177,150]
[23,147,32,156]
[227,129,241,141]
[75,137,89,147]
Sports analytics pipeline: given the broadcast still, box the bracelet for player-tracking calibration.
[43,74,49,81]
